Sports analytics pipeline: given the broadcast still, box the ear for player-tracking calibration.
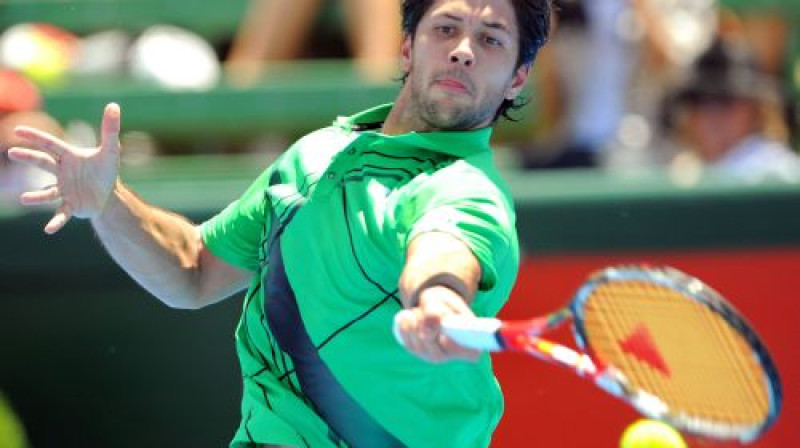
[401,34,413,73]
[505,64,531,101]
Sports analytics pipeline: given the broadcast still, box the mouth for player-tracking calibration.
[433,75,472,95]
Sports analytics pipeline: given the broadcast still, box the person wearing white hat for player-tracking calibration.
[663,37,799,182]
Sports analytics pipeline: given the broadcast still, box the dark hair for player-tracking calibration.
[401,0,552,121]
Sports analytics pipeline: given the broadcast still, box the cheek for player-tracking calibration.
[404,36,436,72]
[687,108,719,128]
[727,105,758,129]
[480,69,515,100]
[404,49,431,81]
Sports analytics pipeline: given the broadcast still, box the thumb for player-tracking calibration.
[100,102,121,150]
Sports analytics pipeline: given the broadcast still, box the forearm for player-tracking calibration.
[399,231,480,308]
[11,102,247,305]
[630,0,677,69]
[227,0,322,62]
[91,180,215,309]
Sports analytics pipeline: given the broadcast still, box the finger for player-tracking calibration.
[100,102,121,149]
[419,334,449,363]
[417,288,480,359]
[416,318,478,362]
[393,309,416,346]
[402,309,453,362]
[13,126,68,157]
[395,309,424,351]
[398,309,445,362]
[44,203,73,234]
[437,335,481,362]
[20,185,61,205]
[421,302,479,359]
[417,290,463,337]
[7,147,59,173]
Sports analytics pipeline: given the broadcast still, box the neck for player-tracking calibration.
[382,84,431,135]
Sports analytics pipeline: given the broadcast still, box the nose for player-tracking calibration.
[449,37,474,67]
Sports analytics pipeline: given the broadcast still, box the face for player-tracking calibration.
[680,98,759,163]
[399,0,529,131]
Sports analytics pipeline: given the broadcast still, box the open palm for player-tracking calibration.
[7,103,122,234]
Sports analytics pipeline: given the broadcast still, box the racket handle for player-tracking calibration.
[392,312,504,351]
[441,316,504,351]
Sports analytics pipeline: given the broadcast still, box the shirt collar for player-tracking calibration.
[334,103,493,158]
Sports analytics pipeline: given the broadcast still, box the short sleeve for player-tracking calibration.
[400,163,516,292]
[200,167,275,272]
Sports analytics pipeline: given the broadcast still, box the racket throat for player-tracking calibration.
[520,337,598,377]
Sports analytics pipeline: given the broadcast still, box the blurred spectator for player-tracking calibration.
[716,2,798,150]
[659,37,800,183]
[0,69,61,200]
[518,0,717,169]
[226,0,401,85]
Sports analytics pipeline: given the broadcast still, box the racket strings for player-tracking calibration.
[707,308,766,413]
[583,281,769,427]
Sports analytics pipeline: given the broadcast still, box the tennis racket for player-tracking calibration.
[395,265,783,443]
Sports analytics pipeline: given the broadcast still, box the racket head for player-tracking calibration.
[569,265,782,442]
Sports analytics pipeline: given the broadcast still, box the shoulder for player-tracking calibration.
[727,136,795,161]
[394,152,517,242]
[721,136,800,181]
[416,152,514,212]
[270,126,357,177]
[286,126,352,158]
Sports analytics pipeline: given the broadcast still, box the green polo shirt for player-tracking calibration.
[202,104,520,448]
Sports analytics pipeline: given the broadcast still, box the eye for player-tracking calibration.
[435,25,455,36]
[484,35,503,47]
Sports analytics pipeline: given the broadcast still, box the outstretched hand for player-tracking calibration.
[7,103,122,234]
[394,285,481,363]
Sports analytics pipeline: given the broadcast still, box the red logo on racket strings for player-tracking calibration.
[619,324,672,377]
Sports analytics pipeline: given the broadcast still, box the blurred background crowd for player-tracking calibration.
[1,0,799,203]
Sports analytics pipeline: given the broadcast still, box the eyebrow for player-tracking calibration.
[440,13,513,36]
[484,21,512,35]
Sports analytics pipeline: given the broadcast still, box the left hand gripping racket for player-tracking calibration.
[397,265,783,443]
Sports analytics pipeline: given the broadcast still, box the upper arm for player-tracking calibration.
[196,204,261,304]
[194,163,278,304]
[200,158,282,272]
[196,239,253,305]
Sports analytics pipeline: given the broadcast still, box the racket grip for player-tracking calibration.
[441,316,504,351]
[392,312,503,351]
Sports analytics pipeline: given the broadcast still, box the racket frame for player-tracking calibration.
[568,266,783,443]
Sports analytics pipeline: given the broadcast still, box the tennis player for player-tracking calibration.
[8,0,551,446]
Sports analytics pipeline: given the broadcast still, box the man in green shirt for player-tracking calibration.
[8,0,552,446]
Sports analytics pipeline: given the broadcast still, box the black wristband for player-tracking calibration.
[407,272,469,307]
